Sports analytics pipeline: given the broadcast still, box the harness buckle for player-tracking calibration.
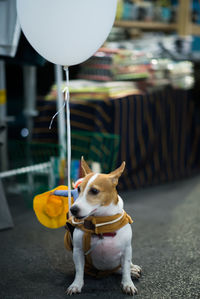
[84,220,95,230]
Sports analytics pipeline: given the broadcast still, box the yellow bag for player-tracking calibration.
[33,186,73,229]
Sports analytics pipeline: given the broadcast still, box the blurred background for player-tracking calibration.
[1,0,200,210]
[0,1,200,298]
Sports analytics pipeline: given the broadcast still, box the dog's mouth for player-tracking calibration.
[75,208,97,220]
[75,215,85,220]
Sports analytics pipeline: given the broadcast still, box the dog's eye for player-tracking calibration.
[77,186,81,193]
[89,188,99,195]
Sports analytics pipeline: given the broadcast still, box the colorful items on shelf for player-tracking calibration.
[150,59,194,89]
[45,40,194,99]
[116,0,173,23]
[78,47,151,82]
[77,46,194,90]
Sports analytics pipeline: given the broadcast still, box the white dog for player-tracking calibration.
[65,157,141,296]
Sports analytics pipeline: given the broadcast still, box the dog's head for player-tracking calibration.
[70,157,125,219]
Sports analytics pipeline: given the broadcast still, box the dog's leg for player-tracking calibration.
[66,230,85,295]
[121,245,138,296]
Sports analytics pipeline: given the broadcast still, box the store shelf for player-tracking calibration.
[115,20,200,36]
[114,20,177,32]
[114,1,200,37]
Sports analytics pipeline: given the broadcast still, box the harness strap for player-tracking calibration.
[84,238,102,256]
[95,210,125,227]
[85,232,116,256]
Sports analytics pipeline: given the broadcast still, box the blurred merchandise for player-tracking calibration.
[107,27,127,41]
[115,0,174,23]
[116,0,124,20]
[76,37,194,90]
[150,59,194,89]
[168,61,194,89]
[191,0,200,51]
[155,0,172,22]
[78,47,150,83]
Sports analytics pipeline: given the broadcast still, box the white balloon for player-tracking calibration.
[17,0,117,66]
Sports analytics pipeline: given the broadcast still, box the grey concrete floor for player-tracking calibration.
[0,175,200,299]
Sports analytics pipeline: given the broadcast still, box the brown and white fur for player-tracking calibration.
[66,157,141,296]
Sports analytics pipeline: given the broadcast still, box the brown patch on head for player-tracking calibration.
[86,174,119,206]
[78,162,125,207]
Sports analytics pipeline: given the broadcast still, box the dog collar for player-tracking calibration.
[98,232,117,238]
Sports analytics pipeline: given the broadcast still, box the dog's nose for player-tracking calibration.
[70,205,80,217]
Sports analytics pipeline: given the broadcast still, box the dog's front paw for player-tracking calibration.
[66,283,83,295]
[121,281,138,296]
[131,264,142,279]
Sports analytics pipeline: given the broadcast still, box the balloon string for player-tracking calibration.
[48,66,71,216]
[64,66,72,216]
[49,100,66,130]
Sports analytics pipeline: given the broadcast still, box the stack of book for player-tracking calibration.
[78,48,151,82]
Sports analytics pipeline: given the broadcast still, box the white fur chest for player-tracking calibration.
[74,223,132,271]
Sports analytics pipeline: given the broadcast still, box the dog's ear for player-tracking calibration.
[81,156,92,177]
[108,161,125,186]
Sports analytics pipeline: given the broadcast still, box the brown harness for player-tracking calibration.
[64,210,133,277]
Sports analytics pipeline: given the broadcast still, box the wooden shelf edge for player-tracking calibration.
[191,24,200,36]
[114,20,177,31]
